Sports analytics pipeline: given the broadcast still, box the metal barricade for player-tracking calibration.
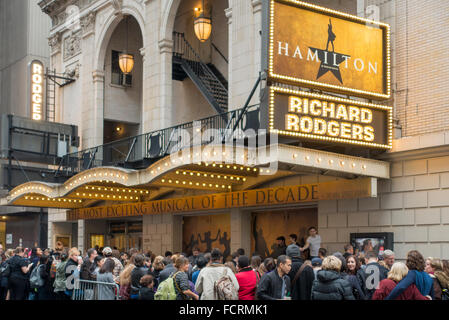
[72,279,120,300]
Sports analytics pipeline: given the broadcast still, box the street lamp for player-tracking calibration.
[194,0,212,42]
[119,16,134,74]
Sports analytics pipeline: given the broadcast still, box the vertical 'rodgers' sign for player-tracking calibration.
[269,87,392,149]
[30,60,44,121]
[268,0,390,99]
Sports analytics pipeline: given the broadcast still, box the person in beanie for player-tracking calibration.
[256,255,292,300]
[311,258,322,279]
[102,247,123,282]
[286,244,303,283]
[235,255,259,300]
[270,236,287,259]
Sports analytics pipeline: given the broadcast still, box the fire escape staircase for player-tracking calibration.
[172,32,228,116]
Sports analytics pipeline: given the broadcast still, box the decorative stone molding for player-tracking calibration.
[252,0,262,14]
[48,32,62,55]
[158,39,173,54]
[63,31,82,61]
[111,0,124,16]
[225,8,233,25]
[92,69,105,82]
[64,63,80,79]
[80,11,96,38]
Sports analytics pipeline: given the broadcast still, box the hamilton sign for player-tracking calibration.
[268,0,390,99]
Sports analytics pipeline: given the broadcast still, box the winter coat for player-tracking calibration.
[287,257,303,284]
[80,257,96,281]
[372,279,428,300]
[385,270,434,300]
[311,270,355,300]
[356,262,389,299]
[256,269,291,300]
[195,263,239,300]
[158,264,176,283]
[342,273,366,300]
[119,284,130,300]
[53,261,67,292]
[130,266,149,295]
[434,271,449,290]
[291,265,315,300]
[96,272,116,300]
[235,267,259,300]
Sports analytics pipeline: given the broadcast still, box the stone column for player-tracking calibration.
[143,213,178,255]
[230,208,251,255]
[77,220,85,253]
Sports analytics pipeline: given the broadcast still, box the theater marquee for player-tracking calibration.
[267,0,390,99]
[269,87,392,149]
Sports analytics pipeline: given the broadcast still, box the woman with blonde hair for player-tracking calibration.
[119,261,135,300]
[425,258,449,300]
[373,262,429,300]
[152,255,165,288]
[311,256,354,300]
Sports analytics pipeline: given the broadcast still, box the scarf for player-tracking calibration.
[413,270,433,296]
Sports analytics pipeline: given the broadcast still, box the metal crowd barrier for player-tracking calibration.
[71,279,120,300]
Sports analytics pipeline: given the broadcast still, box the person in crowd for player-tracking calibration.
[158,254,179,283]
[29,247,42,267]
[139,274,155,300]
[225,261,237,274]
[311,257,322,279]
[250,255,262,274]
[270,236,287,259]
[442,260,449,276]
[65,248,81,299]
[289,234,300,247]
[36,254,53,300]
[286,244,303,284]
[8,247,33,300]
[191,256,207,285]
[0,253,10,300]
[358,252,366,269]
[165,251,173,258]
[130,254,151,299]
[80,248,97,281]
[343,255,366,300]
[256,255,292,300]
[300,227,321,259]
[311,255,355,300]
[195,248,239,300]
[385,250,434,300]
[333,252,347,272]
[102,247,123,282]
[118,254,135,300]
[173,256,198,300]
[235,255,259,300]
[151,255,165,288]
[356,250,389,299]
[343,244,354,259]
[425,258,449,300]
[291,260,314,300]
[93,255,105,276]
[230,252,239,268]
[97,258,117,300]
[382,250,395,270]
[318,248,327,260]
[373,262,430,300]
[188,247,201,267]
[119,252,129,267]
[258,257,276,277]
[53,251,69,300]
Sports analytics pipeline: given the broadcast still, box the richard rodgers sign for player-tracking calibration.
[269,87,392,149]
[268,0,390,99]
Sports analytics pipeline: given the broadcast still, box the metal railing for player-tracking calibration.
[55,104,260,177]
[72,279,120,300]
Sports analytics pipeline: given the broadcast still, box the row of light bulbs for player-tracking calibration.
[160,178,232,189]
[24,196,82,203]
[83,186,149,194]
[174,170,247,181]
[75,192,139,201]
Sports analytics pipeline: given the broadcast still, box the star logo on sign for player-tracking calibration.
[309,18,350,84]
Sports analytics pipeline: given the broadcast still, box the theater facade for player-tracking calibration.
[1,0,449,261]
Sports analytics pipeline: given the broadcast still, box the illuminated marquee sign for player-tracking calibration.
[268,0,390,99]
[30,60,44,121]
[269,87,392,149]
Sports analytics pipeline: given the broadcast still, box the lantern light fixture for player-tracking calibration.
[194,0,212,42]
[119,15,134,74]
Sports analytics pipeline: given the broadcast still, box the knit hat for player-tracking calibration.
[286,244,301,258]
[311,258,322,266]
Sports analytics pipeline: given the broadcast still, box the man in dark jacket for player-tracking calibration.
[256,255,292,300]
[158,255,178,283]
[270,237,287,259]
[80,248,97,280]
[286,244,303,283]
[356,250,389,300]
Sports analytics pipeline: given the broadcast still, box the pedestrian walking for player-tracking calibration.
[256,255,292,300]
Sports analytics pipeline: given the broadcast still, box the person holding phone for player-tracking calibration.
[8,247,33,300]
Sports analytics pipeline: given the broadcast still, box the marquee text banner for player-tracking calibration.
[67,178,375,220]
[268,0,390,99]
[269,87,392,149]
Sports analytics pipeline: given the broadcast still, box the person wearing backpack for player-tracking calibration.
[8,247,33,300]
[256,255,292,300]
[235,255,259,300]
[195,248,239,300]
[0,253,11,300]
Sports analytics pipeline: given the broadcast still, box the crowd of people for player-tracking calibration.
[0,238,448,300]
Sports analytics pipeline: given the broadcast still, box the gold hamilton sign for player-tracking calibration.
[67,178,375,220]
[269,87,392,149]
[268,0,390,99]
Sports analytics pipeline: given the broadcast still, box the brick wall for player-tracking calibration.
[319,155,449,259]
